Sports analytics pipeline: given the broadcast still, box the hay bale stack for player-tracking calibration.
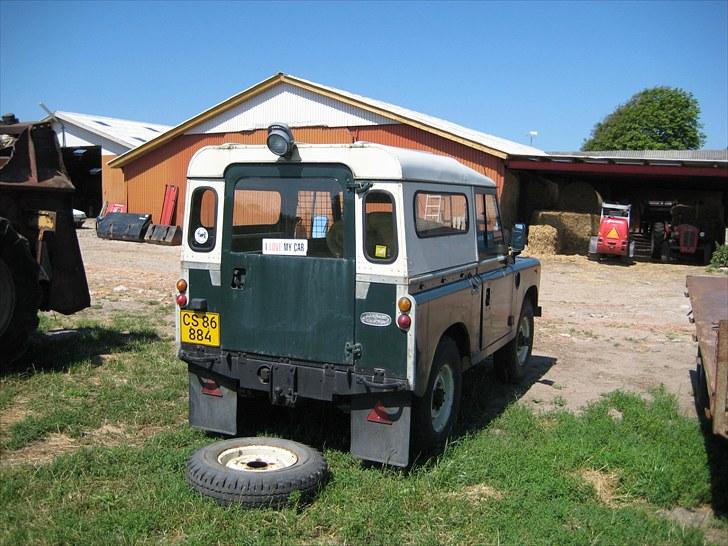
[527,224,559,255]
[556,181,602,214]
[531,210,600,254]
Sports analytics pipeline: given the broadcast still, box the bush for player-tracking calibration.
[709,244,728,268]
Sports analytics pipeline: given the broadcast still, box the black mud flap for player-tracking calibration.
[350,392,411,467]
[188,372,238,435]
[96,212,151,242]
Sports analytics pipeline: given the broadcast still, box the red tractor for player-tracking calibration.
[650,203,714,264]
[588,203,634,262]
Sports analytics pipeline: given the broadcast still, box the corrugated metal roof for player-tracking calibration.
[50,111,172,151]
[110,73,545,168]
[291,75,545,157]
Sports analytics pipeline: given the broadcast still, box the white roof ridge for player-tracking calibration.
[52,111,173,150]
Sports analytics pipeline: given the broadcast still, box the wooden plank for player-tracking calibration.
[714,320,728,437]
[686,275,728,439]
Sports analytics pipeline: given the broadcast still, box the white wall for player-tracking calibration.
[186,83,395,135]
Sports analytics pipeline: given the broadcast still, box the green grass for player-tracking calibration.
[1,310,726,545]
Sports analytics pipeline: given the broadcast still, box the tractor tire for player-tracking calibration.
[494,299,535,384]
[0,218,41,367]
[185,437,328,507]
[651,222,665,260]
[702,243,713,266]
[660,241,672,263]
[412,336,462,456]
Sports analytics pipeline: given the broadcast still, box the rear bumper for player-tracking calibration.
[179,345,410,403]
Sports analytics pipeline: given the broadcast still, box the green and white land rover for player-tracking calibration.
[177,126,541,467]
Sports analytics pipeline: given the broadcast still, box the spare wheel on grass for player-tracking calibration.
[185,437,328,507]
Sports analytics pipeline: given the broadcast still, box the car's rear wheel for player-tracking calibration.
[413,337,462,456]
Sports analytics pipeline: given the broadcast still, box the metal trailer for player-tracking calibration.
[686,275,728,438]
[0,115,90,365]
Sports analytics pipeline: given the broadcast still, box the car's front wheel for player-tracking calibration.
[494,299,535,384]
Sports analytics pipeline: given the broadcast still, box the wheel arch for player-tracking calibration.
[415,321,470,398]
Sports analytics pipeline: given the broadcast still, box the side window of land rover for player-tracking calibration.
[476,191,505,259]
[363,191,397,262]
[414,191,469,238]
[188,187,217,252]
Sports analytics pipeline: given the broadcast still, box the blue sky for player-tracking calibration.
[1,0,726,151]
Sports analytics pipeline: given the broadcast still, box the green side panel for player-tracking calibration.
[220,254,354,364]
[356,282,407,376]
[188,269,220,309]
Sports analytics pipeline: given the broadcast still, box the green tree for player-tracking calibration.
[582,87,705,151]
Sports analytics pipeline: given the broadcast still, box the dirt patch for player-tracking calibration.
[447,483,504,502]
[0,398,31,434]
[0,423,167,467]
[521,253,703,417]
[580,468,623,507]
[658,506,728,545]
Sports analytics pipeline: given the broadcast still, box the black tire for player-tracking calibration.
[651,222,665,259]
[660,240,672,263]
[587,252,599,262]
[494,299,535,384]
[702,243,713,266]
[185,437,328,507]
[0,218,41,367]
[412,336,462,455]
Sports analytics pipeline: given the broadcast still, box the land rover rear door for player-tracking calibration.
[219,163,356,365]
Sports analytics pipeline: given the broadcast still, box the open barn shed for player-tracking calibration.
[46,111,171,217]
[507,150,728,254]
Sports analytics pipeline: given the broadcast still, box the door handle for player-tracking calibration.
[468,273,482,291]
[231,268,246,289]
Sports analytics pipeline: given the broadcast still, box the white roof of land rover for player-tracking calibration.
[187,142,496,187]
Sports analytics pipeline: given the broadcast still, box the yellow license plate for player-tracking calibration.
[180,311,220,347]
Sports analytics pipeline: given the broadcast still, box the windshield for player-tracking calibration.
[230,177,345,258]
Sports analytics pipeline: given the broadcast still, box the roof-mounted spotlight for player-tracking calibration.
[267,123,295,158]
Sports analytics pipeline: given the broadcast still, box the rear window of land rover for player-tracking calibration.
[230,178,345,258]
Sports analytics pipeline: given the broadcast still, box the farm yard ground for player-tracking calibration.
[1,223,727,545]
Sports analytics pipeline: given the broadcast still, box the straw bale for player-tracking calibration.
[521,177,559,218]
[557,182,602,214]
[527,224,559,255]
[531,210,600,255]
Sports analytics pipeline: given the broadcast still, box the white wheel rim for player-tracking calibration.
[431,364,455,433]
[516,315,531,364]
[218,445,298,472]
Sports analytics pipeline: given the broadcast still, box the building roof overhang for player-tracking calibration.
[507,151,728,178]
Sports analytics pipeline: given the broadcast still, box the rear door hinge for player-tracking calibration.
[347,180,372,194]
[345,342,363,364]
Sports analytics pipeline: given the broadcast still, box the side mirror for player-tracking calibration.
[510,223,527,255]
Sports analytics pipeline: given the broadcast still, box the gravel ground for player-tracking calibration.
[75,222,710,417]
